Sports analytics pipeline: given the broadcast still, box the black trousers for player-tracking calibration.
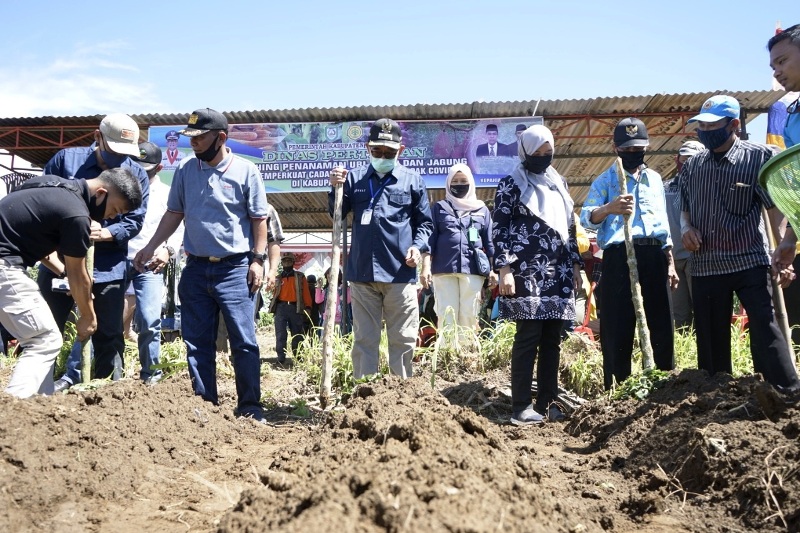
[38,266,126,380]
[599,244,674,390]
[511,319,562,412]
[693,266,799,388]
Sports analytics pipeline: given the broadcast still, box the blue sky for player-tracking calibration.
[0,0,797,142]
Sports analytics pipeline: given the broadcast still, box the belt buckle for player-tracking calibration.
[209,256,222,263]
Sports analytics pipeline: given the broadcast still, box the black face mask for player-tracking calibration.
[697,121,733,151]
[523,154,553,174]
[89,194,109,222]
[196,133,221,162]
[618,150,646,171]
[449,184,469,198]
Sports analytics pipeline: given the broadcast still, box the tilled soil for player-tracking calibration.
[0,334,798,533]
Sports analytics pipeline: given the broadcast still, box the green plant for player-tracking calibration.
[257,310,274,329]
[611,369,670,401]
[478,320,515,370]
[560,333,604,399]
[289,397,310,417]
[150,339,188,379]
[54,320,78,377]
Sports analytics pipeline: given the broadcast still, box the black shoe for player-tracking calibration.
[510,406,545,426]
[237,410,267,424]
[536,403,567,422]
[53,378,72,394]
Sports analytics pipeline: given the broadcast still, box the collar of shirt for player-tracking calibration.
[697,137,744,166]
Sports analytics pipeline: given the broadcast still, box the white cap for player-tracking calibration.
[98,113,140,157]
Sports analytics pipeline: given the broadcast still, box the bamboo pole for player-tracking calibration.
[616,159,655,371]
[761,208,794,369]
[81,242,94,384]
[320,183,343,408]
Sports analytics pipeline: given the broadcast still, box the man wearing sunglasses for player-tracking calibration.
[329,118,433,379]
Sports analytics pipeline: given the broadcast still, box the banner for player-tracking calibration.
[766,92,800,149]
[148,117,540,192]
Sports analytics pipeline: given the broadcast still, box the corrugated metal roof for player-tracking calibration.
[0,90,785,231]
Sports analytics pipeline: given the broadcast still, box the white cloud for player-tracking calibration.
[0,42,163,118]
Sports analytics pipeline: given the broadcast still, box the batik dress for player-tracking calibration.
[492,175,580,321]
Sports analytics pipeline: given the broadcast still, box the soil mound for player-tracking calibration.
[567,369,800,531]
[219,376,568,532]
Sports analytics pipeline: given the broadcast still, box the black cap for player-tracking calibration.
[485,124,498,133]
[179,108,228,137]
[515,124,527,132]
[613,117,649,148]
[368,118,402,149]
[134,142,162,171]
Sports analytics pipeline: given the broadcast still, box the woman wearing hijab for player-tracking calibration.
[421,164,497,348]
[493,125,582,425]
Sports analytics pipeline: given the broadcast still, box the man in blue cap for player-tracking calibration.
[678,95,799,392]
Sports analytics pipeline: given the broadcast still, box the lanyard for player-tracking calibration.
[367,175,391,210]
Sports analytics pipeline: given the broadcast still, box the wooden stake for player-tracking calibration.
[81,242,94,384]
[616,158,655,371]
[761,208,794,369]
[320,183,343,408]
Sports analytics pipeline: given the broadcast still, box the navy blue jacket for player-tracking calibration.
[43,144,150,282]
[329,163,432,283]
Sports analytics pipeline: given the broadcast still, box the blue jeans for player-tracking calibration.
[179,255,262,416]
[127,261,164,381]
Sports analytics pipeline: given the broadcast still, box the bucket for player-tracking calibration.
[758,143,800,230]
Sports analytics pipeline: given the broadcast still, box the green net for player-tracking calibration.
[759,143,800,230]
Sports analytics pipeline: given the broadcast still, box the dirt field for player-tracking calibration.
[0,328,798,533]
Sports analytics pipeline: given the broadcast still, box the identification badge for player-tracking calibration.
[361,209,373,225]
[468,226,479,242]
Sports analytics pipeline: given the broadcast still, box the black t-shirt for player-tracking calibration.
[0,175,91,267]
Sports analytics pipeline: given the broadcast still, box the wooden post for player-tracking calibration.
[320,183,343,408]
[761,208,794,367]
[616,159,655,371]
[81,242,94,384]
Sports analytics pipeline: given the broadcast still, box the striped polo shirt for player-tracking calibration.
[678,138,774,277]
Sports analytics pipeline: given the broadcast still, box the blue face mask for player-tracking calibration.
[100,149,127,168]
[370,155,396,174]
[697,120,733,150]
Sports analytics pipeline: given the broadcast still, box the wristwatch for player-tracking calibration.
[251,250,268,262]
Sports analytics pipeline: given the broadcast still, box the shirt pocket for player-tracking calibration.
[387,192,411,221]
[723,182,755,217]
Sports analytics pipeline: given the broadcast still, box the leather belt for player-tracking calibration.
[188,251,249,263]
[633,237,663,246]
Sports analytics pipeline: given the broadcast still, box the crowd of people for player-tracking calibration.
[1,25,800,426]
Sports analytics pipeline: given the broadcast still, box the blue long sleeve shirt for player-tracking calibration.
[580,165,672,251]
[329,163,432,283]
[43,144,150,282]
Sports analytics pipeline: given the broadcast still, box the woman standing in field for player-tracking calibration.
[492,125,581,425]
[421,164,496,349]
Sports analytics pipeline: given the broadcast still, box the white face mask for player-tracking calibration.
[370,155,397,174]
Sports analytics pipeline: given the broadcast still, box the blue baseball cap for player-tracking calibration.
[688,95,740,123]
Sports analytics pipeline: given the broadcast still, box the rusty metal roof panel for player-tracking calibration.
[0,90,786,229]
